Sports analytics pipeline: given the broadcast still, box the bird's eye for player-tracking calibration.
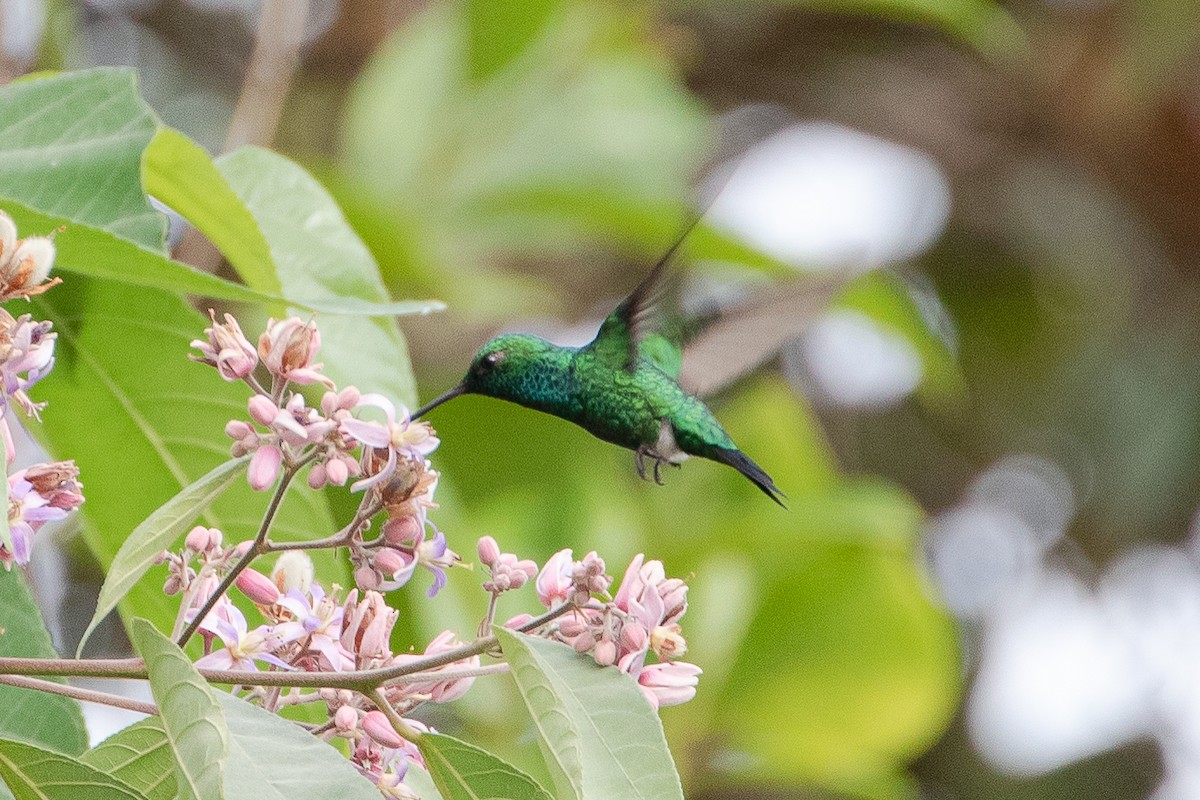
[477,350,505,374]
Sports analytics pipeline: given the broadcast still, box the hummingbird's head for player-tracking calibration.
[412,334,559,418]
[461,333,555,398]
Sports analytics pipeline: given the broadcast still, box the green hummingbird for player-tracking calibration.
[413,246,842,507]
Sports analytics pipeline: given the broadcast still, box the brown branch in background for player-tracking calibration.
[223,0,311,153]
[0,674,158,716]
[174,0,310,272]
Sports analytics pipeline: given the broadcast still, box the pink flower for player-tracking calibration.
[0,310,56,419]
[341,589,398,662]
[257,317,332,387]
[637,661,701,710]
[190,310,257,381]
[391,630,479,703]
[274,583,352,671]
[1,462,82,568]
[536,549,574,607]
[340,394,439,492]
[194,605,296,672]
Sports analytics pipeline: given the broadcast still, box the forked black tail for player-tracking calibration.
[712,448,787,508]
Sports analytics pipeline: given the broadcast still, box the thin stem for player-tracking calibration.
[177,463,300,647]
[389,663,509,686]
[265,496,379,552]
[0,674,157,716]
[0,603,574,691]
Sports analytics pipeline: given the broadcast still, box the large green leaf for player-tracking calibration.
[0,68,164,249]
[216,693,380,800]
[0,570,88,756]
[130,620,227,800]
[495,628,684,800]
[216,147,421,407]
[466,0,559,82]
[0,739,147,800]
[77,457,250,656]
[32,277,337,643]
[143,128,281,296]
[418,733,553,800]
[82,718,177,800]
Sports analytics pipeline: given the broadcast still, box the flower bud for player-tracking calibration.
[307,462,327,490]
[225,420,253,440]
[334,705,358,733]
[355,565,382,591]
[476,536,500,567]
[248,445,282,490]
[325,457,349,487]
[573,632,594,654]
[235,568,280,605]
[504,613,534,629]
[248,395,277,427]
[185,525,212,553]
[382,514,422,548]
[233,540,254,558]
[163,573,183,596]
[593,638,617,666]
[374,547,407,576]
[271,551,314,594]
[621,621,648,653]
[361,710,404,749]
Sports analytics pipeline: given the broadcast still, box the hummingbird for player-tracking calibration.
[412,240,843,507]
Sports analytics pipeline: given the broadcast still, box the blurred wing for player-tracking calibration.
[679,272,847,397]
[588,230,692,378]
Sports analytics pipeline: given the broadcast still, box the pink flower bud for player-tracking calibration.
[325,457,349,487]
[382,515,422,547]
[476,536,500,567]
[235,568,280,605]
[593,638,617,666]
[362,710,404,749]
[248,445,282,490]
[338,386,360,410]
[573,632,594,654]
[355,565,382,591]
[185,525,211,553]
[334,705,358,732]
[558,615,588,638]
[307,462,327,490]
[536,549,574,608]
[320,391,339,417]
[233,540,254,558]
[374,547,406,576]
[248,395,277,427]
[504,613,534,629]
[163,574,183,596]
[225,420,253,440]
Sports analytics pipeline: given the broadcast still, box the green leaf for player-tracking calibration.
[129,620,227,800]
[400,766,444,800]
[494,628,684,800]
[0,570,88,755]
[467,0,559,82]
[215,693,380,800]
[215,147,422,407]
[77,456,250,657]
[0,68,165,250]
[143,127,282,296]
[0,739,148,800]
[418,733,553,800]
[82,718,177,800]
[32,276,339,643]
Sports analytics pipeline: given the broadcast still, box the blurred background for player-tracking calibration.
[3,0,1198,797]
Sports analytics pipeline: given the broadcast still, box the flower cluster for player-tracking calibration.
[538,550,700,709]
[180,312,701,798]
[191,312,453,596]
[0,211,84,569]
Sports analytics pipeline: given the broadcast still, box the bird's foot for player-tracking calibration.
[635,445,669,486]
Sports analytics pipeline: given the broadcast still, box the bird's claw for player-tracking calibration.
[635,445,668,486]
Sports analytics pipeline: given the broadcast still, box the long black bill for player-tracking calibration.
[412,383,466,419]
